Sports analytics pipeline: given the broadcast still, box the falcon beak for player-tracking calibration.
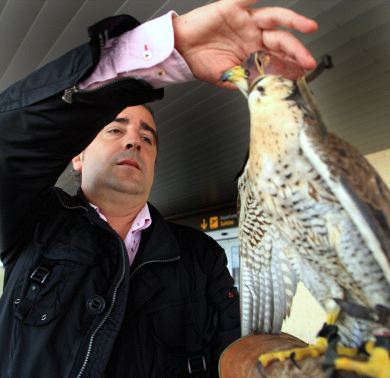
[221,66,249,98]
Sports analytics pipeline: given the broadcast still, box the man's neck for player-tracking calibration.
[83,190,147,240]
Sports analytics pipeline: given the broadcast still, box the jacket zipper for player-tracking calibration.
[62,85,79,103]
[76,237,127,378]
[56,195,127,378]
[62,76,138,104]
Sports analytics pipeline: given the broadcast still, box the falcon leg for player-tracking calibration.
[335,336,390,378]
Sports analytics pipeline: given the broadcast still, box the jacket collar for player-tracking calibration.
[131,203,181,269]
[55,187,181,265]
[54,187,90,211]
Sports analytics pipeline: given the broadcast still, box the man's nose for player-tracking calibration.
[125,142,141,151]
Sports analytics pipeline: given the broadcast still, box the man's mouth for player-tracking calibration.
[117,159,141,170]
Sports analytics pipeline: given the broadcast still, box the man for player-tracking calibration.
[71,104,240,377]
[0,1,317,377]
[71,106,159,242]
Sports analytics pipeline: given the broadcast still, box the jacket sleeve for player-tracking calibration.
[0,15,164,264]
[205,238,241,377]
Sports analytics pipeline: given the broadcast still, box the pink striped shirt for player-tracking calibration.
[79,11,194,90]
[90,203,151,266]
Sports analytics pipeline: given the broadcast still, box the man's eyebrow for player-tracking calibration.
[113,117,129,125]
[140,121,157,142]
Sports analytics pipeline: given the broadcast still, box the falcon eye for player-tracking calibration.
[257,86,265,94]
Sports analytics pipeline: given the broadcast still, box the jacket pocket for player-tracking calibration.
[13,234,98,326]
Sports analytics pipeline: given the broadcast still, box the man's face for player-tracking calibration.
[72,105,158,202]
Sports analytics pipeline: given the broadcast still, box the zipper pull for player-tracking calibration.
[62,85,79,104]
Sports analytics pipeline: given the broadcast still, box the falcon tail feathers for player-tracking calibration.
[240,241,299,336]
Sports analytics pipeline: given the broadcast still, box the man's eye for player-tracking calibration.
[141,136,153,145]
[107,128,122,134]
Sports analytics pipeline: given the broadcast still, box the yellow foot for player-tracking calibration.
[335,346,390,378]
[258,337,328,368]
[258,335,360,369]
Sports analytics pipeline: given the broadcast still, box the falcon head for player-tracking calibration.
[222,51,306,99]
[223,67,297,107]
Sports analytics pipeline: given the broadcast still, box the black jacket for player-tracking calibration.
[0,15,240,378]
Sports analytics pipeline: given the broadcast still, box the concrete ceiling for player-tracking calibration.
[1,0,389,219]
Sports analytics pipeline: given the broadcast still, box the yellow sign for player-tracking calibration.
[209,216,219,230]
[197,213,237,232]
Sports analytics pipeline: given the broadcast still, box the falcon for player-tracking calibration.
[222,52,390,378]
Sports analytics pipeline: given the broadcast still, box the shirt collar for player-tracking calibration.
[89,202,152,232]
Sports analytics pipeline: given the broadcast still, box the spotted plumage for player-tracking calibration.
[229,70,390,348]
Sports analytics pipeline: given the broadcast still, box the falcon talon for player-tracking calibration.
[290,352,301,369]
[256,360,267,378]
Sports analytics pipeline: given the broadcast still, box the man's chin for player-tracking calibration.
[109,181,148,197]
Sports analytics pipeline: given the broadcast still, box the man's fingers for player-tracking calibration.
[262,29,317,69]
[252,7,318,34]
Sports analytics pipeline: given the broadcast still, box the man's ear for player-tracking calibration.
[72,154,83,173]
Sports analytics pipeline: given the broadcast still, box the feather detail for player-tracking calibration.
[240,231,299,336]
[239,167,299,336]
[300,129,390,283]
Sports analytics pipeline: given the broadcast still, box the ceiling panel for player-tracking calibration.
[0,0,46,78]
[39,0,128,65]
[115,0,168,22]
[148,0,210,19]
[0,0,83,89]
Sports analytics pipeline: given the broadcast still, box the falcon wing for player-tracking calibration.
[238,166,300,336]
[298,81,390,284]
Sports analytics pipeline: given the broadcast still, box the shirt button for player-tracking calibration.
[143,50,152,60]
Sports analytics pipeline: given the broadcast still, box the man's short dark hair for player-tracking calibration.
[142,103,155,119]
[142,104,158,152]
